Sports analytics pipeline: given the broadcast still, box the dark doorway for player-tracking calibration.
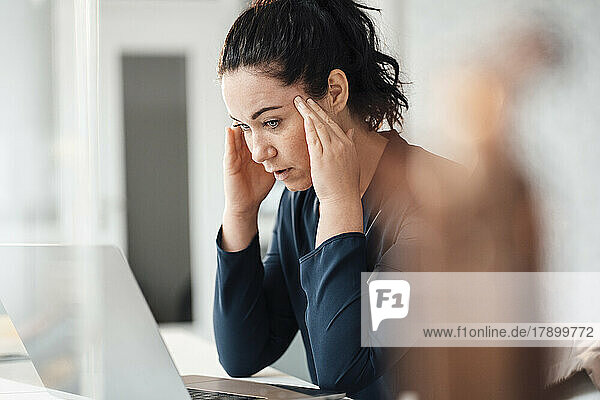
[122,54,192,323]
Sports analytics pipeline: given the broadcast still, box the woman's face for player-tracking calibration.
[221,68,313,192]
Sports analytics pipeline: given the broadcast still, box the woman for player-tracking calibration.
[213,0,459,398]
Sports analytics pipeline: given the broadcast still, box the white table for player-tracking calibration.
[158,323,320,388]
[159,323,355,399]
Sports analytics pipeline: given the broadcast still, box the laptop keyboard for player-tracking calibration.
[187,388,267,400]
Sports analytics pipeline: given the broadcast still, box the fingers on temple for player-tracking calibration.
[309,112,331,144]
[295,96,333,151]
[306,99,347,140]
[304,113,323,156]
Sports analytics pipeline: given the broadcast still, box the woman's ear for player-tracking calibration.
[326,69,349,115]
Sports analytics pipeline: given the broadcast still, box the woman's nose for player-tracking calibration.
[251,136,276,163]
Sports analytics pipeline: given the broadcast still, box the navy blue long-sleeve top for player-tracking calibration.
[213,130,458,399]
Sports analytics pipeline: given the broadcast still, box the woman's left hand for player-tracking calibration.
[293,96,361,207]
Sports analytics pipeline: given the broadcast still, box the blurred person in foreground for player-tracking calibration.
[398,20,600,400]
[393,27,555,399]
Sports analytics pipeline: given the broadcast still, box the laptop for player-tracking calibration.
[0,245,345,399]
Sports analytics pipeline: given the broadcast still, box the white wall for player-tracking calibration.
[0,0,55,242]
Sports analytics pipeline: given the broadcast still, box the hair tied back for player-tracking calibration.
[220,0,408,131]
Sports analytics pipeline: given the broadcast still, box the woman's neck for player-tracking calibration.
[353,126,389,199]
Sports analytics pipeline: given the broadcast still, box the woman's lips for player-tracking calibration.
[274,168,292,181]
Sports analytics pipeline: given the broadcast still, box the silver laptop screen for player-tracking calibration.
[0,245,190,400]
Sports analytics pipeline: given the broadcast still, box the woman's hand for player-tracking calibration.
[223,126,275,216]
[293,96,361,207]
[294,96,363,247]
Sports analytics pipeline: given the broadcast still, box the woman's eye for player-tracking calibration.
[264,120,280,129]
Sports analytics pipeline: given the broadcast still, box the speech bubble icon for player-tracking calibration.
[369,279,410,331]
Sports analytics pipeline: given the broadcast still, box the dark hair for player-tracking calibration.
[217,0,409,131]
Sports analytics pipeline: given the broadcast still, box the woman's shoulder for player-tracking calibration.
[378,130,468,195]
[370,130,468,221]
[380,129,465,175]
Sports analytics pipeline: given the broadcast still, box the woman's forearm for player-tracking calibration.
[221,208,259,252]
[214,218,298,378]
[315,197,363,248]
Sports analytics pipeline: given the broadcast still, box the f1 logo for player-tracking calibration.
[368,280,411,331]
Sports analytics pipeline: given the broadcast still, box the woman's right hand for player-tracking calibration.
[223,126,275,216]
